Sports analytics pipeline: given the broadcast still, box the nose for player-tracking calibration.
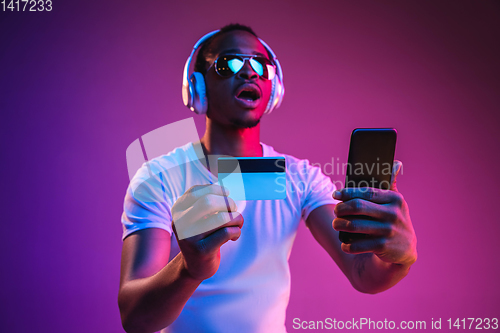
[237,59,258,80]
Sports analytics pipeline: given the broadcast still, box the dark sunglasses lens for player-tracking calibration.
[216,55,243,77]
[252,57,275,80]
[215,55,276,80]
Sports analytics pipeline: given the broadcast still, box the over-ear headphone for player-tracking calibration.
[182,30,285,115]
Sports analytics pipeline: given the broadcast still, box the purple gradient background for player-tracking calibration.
[1,0,499,331]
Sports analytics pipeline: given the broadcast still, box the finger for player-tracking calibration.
[339,231,366,244]
[175,211,242,240]
[173,184,229,211]
[198,215,245,249]
[202,226,243,250]
[334,199,396,220]
[340,236,386,254]
[333,187,399,204]
[202,212,244,236]
[390,160,402,192]
[180,194,237,223]
[176,212,244,241]
[333,217,392,236]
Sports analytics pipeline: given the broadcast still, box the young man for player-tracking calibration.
[118,24,417,333]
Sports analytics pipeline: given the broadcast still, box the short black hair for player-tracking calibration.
[193,23,261,74]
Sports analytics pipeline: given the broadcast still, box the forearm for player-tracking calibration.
[349,253,412,294]
[118,253,202,333]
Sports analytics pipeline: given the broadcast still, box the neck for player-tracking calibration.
[200,117,263,157]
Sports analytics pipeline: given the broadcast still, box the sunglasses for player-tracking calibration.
[211,54,276,80]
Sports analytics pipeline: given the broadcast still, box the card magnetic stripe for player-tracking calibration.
[217,157,286,201]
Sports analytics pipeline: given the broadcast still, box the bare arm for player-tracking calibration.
[118,185,243,333]
[118,228,202,333]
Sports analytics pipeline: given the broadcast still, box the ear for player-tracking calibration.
[390,160,403,192]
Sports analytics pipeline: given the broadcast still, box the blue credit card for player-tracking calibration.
[217,157,286,200]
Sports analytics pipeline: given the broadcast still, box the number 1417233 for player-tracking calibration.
[2,0,52,12]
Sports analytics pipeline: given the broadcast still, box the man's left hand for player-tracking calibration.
[332,160,417,266]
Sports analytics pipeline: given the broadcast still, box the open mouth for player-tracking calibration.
[237,89,259,101]
[235,85,261,102]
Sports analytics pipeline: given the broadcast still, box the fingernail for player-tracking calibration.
[333,190,342,200]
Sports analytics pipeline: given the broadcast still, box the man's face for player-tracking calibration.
[204,30,273,128]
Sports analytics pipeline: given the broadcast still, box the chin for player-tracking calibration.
[206,101,265,129]
[226,103,265,128]
[229,117,261,129]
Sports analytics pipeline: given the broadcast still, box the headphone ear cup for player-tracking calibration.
[264,77,277,114]
[265,75,285,114]
[189,72,208,114]
[274,76,284,109]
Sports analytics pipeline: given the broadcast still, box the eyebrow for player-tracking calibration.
[219,48,267,58]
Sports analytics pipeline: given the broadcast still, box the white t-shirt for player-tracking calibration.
[121,142,339,333]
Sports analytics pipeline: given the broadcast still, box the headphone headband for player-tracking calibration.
[182,29,285,114]
[182,31,219,109]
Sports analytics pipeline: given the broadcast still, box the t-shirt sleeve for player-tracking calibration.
[121,162,174,240]
[300,160,341,221]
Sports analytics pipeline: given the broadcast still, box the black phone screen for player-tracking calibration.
[339,128,397,244]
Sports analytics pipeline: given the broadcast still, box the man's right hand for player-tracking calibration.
[171,184,244,281]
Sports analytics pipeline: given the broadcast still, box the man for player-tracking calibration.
[118,24,417,333]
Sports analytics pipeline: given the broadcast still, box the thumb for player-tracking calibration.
[390,160,402,192]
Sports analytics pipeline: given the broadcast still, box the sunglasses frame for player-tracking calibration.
[210,53,277,80]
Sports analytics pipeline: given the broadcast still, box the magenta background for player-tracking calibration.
[1,0,499,331]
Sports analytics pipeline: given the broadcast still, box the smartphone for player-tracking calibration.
[339,128,397,244]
